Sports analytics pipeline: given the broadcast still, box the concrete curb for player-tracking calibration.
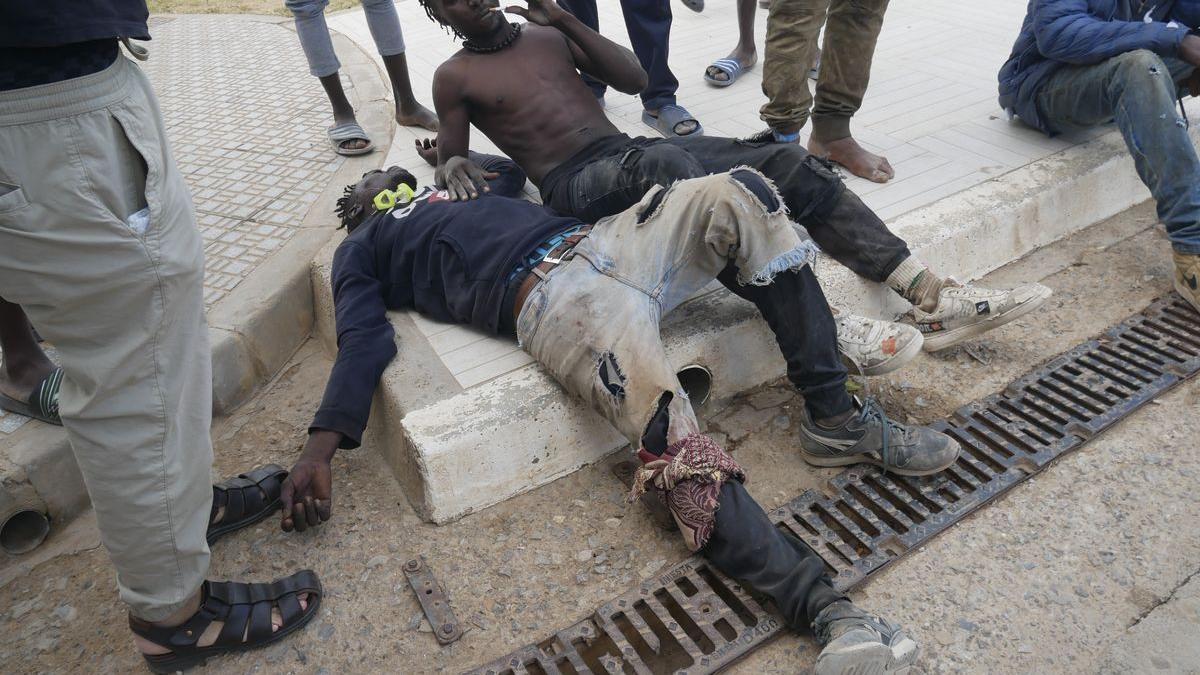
[321,121,1193,524]
[0,22,395,535]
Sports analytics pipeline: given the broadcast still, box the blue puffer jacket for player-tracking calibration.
[998,0,1200,134]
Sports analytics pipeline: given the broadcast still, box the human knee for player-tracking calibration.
[729,169,783,212]
[1114,49,1168,74]
[284,0,327,18]
[638,144,704,185]
[1112,50,1175,91]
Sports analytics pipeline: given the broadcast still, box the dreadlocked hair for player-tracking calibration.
[334,182,357,230]
[417,0,467,41]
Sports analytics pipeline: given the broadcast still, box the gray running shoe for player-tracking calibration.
[798,398,959,476]
[813,600,920,675]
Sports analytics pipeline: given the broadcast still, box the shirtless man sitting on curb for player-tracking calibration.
[281,141,961,674]
[418,0,1052,379]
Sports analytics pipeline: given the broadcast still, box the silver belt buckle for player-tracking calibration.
[542,243,573,266]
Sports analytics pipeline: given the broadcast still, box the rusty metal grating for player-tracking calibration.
[467,297,1200,675]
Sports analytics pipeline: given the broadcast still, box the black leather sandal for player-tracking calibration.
[129,570,322,674]
[207,464,288,545]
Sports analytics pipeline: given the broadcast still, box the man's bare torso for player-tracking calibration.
[444,25,622,185]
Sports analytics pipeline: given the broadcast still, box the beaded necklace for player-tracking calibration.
[463,22,523,53]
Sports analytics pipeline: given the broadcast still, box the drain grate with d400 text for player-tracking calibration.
[467,297,1200,675]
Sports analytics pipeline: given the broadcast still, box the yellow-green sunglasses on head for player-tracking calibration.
[373,183,416,213]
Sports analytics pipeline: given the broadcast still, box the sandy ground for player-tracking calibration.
[2,201,1198,674]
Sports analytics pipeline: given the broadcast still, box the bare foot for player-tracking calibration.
[414,137,438,167]
[397,103,439,132]
[132,590,311,656]
[809,135,895,184]
[704,47,757,83]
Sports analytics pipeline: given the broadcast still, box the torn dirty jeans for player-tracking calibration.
[538,133,912,283]
[518,171,851,448]
[520,171,848,628]
[1035,50,1200,255]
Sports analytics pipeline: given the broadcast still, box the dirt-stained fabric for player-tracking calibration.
[629,434,746,552]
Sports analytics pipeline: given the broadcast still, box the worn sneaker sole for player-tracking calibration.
[814,635,920,675]
[842,330,924,377]
[921,285,1052,352]
[1174,275,1200,315]
[798,438,960,477]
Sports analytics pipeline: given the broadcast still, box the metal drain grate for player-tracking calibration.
[467,297,1200,675]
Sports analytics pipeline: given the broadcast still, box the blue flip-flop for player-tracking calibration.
[704,57,755,88]
[642,104,704,138]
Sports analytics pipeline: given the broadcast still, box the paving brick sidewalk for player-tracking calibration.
[145,15,345,308]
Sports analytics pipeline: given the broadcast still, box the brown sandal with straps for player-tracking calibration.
[129,570,322,674]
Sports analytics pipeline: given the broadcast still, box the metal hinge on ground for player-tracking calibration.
[404,556,463,645]
[466,297,1200,675]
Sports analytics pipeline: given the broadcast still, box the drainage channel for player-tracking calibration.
[467,297,1200,675]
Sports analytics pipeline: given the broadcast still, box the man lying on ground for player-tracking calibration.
[419,0,1052,363]
[999,0,1200,314]
[281,144,963,674]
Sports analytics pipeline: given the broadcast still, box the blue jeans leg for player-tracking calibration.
[361,0,406,57]
[285,0,340,78]
[618,0,679,110]
[1036,50,1200,254]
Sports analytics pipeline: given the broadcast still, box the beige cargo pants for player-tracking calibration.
[0,56,212,621]
[761,0,891,140]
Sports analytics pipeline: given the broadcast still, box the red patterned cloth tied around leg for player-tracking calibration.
[629,433,746,551]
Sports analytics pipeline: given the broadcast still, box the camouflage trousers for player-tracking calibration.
[760,0,890,140]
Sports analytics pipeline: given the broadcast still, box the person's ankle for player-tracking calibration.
[815,408,855,429]
[136,590,202,628]
[0,354,53,389]
[130,589,203,654]
[771,124,802,143]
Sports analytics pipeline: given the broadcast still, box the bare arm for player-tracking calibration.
[432,61,495,200]
[506,1,648,94]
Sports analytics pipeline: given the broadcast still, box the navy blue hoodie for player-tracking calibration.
[310,155,583,448]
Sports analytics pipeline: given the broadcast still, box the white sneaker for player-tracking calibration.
[909,281,1052,352]
[835,311,924,376]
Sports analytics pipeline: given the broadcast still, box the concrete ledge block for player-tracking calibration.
[4,427,86,523]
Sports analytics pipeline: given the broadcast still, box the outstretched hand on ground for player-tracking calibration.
[503,0,567,26]
[281,431,337,532]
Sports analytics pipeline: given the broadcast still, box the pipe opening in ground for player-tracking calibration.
[676,365,712,406]
[1,508,50,555]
